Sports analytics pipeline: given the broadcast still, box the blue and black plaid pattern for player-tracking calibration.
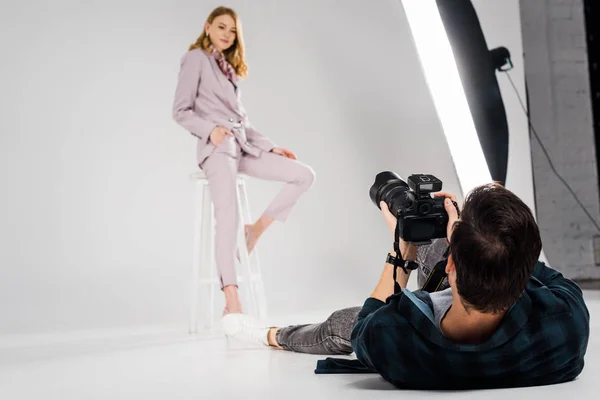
[351,261,590,389]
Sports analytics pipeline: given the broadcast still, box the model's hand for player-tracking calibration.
[209,126,233,146]
[271,147,297,160]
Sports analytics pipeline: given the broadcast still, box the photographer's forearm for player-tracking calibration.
[396,261,411,288]
[370,243,417,302]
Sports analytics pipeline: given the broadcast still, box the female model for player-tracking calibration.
[173,6,315,315]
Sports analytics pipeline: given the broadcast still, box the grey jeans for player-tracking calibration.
[275,307,361,355]
[275,239,450,355]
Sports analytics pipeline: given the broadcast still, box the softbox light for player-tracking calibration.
[401,0,511,194]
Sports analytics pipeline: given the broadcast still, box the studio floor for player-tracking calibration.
[1,291,599,400]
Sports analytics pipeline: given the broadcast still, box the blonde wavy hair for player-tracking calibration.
[189,6,248,79]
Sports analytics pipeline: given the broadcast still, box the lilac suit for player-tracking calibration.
[173,49,315,288]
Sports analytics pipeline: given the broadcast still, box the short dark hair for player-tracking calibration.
[449,183,542,313]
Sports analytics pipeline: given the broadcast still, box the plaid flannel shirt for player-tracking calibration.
[351,261,590,389]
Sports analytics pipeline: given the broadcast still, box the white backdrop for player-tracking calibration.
[0,0,532,337]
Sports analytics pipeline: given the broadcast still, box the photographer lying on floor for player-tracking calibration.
[223,177,590,390]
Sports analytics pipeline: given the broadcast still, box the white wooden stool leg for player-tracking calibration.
[189,179,204,334]
[190,172,269,332]
[239,180,268,321]
[235,179,259,318]
[205,184,216,330]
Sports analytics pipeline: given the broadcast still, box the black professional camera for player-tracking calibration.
[369,172,456,244]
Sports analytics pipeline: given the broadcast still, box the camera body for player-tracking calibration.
[369,172,453,244]
[401,175,448,244]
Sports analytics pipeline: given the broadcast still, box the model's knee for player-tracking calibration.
[297,165,316,189]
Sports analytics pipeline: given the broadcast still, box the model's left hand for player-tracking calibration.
[271,147,297,160]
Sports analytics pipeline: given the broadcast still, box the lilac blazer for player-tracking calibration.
[172,49,277,166]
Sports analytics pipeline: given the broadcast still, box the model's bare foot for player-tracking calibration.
[223,285,243,315]
[245,224,259,255]
[245,216,275,255]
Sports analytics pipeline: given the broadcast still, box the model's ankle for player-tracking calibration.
[223,285,239,296]
[223,286,242,313]
[224,302,242,314]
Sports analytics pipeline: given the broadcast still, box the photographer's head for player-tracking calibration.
[446,183,542,314]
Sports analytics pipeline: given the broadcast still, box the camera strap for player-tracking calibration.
[421,259,448,292]
[392,220,406,295]
[421,246,450,292]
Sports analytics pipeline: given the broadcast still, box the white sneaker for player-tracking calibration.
[221,314,270,347]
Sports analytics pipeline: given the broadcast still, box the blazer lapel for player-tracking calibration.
[207,57,242,115]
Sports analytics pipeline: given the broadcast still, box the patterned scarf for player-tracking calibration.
[212,50,238,83]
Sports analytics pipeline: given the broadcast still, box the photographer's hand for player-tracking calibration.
[433,192,460,242]
[379,202,417,260]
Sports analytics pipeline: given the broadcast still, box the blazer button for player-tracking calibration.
[228,118,234,122]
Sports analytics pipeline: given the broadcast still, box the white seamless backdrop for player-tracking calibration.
[0,0,533,337]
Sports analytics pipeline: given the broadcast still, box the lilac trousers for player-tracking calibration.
[200,145,315,287]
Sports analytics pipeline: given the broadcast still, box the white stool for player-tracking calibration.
[188,171,268,333]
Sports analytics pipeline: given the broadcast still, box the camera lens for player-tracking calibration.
[369,171,413,215]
